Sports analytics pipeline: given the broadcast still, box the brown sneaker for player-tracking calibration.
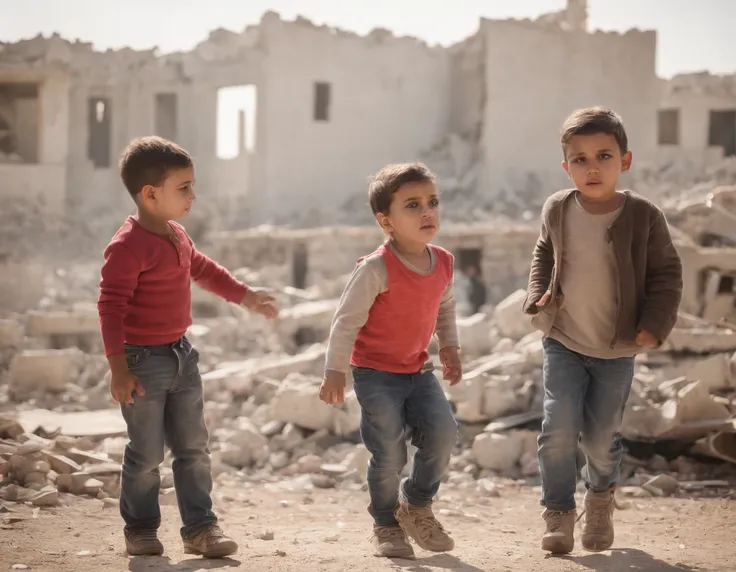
[183,524,238,558]
[395,501,454,552]
[124,528,164,556]
[372,525,415,559]
[541,509,576,554]
[581,488,615,552]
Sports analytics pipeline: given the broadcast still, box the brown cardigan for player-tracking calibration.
[522,189,683,348]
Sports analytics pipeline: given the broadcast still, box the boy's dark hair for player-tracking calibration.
[560,107,628,156]
[368,162,436,215]
[119,136,193,198]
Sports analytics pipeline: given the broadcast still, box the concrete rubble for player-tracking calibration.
[3,197,736,511]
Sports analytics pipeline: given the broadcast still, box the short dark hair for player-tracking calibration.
[368,162,436,215]
[560,107,628,156]
[119,136,193,198]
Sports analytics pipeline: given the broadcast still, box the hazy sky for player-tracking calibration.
[1,0,734,78]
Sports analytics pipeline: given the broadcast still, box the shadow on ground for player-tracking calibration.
[390,553,486,572]
[128,555,242,571]
[558,548,704,572]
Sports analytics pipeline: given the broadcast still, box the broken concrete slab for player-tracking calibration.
[16,409,126,439]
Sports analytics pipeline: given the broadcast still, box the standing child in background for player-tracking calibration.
[523,107,682,554]
[98,136,279,558]
[319,163,462,560]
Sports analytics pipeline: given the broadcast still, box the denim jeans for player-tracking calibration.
[352,366,458,527]
[119,336,216,538]
[537,337,635,512]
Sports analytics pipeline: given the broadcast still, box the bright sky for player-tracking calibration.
[1,0,734,78]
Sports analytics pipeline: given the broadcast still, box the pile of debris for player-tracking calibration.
[2,282,735,509]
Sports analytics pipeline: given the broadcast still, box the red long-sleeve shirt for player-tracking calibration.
[97,216,247,356]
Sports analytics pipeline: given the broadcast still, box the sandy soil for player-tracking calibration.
[1,486,734,572]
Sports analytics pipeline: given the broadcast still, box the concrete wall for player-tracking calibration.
[0,73,69,209]
[254,14,451,222]
[480,20,658,199]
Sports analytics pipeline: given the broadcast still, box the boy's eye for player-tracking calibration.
[599,153,612,160]
[406,202,418,208]
[572,157,586,164]
[430,199,439,207]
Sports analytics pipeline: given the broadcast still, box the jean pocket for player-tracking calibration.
[124,346,149,370]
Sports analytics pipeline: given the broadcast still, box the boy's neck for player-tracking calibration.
[135,209,173,235]
[577,189,625,214]
[390,237,428,257]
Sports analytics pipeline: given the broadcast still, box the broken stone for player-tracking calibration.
[31,486,59,507]
[644,474,679,496]
[9,348,86,398]
[493,290,535,340]
[471,432,523,472]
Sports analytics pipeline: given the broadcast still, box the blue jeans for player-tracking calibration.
[352,366,458,527]
[119,337,216,538]
[538,338,635,512]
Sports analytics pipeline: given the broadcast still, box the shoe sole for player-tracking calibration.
[542,536,574,555]
[581,539,613,552]
[183,540,238,559]
[375,549,416,560]
[125,541,164,556]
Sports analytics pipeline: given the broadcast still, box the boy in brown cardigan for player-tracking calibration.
[523,107,682,554]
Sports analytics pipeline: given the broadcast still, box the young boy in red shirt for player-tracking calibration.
[320,163,461,560]
[98,136,278,558]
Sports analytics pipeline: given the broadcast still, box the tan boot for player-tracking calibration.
[124,528,164,556]
[183,524,238,558]
[541,509,576,554]
[581,488,615,552]
[395,501,454,552]
[372,525,415,559]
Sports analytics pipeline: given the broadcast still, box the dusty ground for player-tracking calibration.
[1,486,734,572]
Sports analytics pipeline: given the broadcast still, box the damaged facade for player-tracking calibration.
[0,0,665,225]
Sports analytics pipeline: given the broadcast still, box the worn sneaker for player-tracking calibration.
[372,525,415,559]
[395,501,454,552]
[124,528,164,556]
[581,488,615,552]
[541,509,576,554]
[183,524,238,558]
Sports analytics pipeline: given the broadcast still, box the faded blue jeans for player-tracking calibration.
[538,337,635,512]
[119,336,216,538]
[352,366,458,527]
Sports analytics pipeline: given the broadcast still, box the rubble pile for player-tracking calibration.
[2,277,736,510]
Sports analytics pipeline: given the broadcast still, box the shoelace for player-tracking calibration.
[583,498,613,529]
[192,525,224,544]
[371,526,405,542]
[411,507,448,539]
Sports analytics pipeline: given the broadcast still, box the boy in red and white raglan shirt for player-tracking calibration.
[320,163,461,560]
[98,136,278,559]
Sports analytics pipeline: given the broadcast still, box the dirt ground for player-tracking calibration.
[1,485,734,572]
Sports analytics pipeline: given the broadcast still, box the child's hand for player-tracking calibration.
[319,370,346,404]
[635,328,659,349]
[110,368,145,405]
[439,346,462,386]
[536,290,552,308]
[243,288,279,319]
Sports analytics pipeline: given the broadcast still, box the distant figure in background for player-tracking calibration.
[463,265,487,315]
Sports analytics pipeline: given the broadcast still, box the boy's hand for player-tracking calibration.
[439,346,462,386]
[109,367,145,405]
[536,290,552,308]
[635,328,659,349]
[242,288,279,319]
[319,370,346,404]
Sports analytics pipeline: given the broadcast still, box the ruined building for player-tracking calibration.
[0,1,731,226]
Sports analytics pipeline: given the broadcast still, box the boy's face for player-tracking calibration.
[377,180,440,245]
[562,133,632,201]
[139,166,196,221]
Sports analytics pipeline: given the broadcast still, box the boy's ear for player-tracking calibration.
[375,212,392,233]
[621,151,633,173]
[140,184,157,201]
[561,160,571,178]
